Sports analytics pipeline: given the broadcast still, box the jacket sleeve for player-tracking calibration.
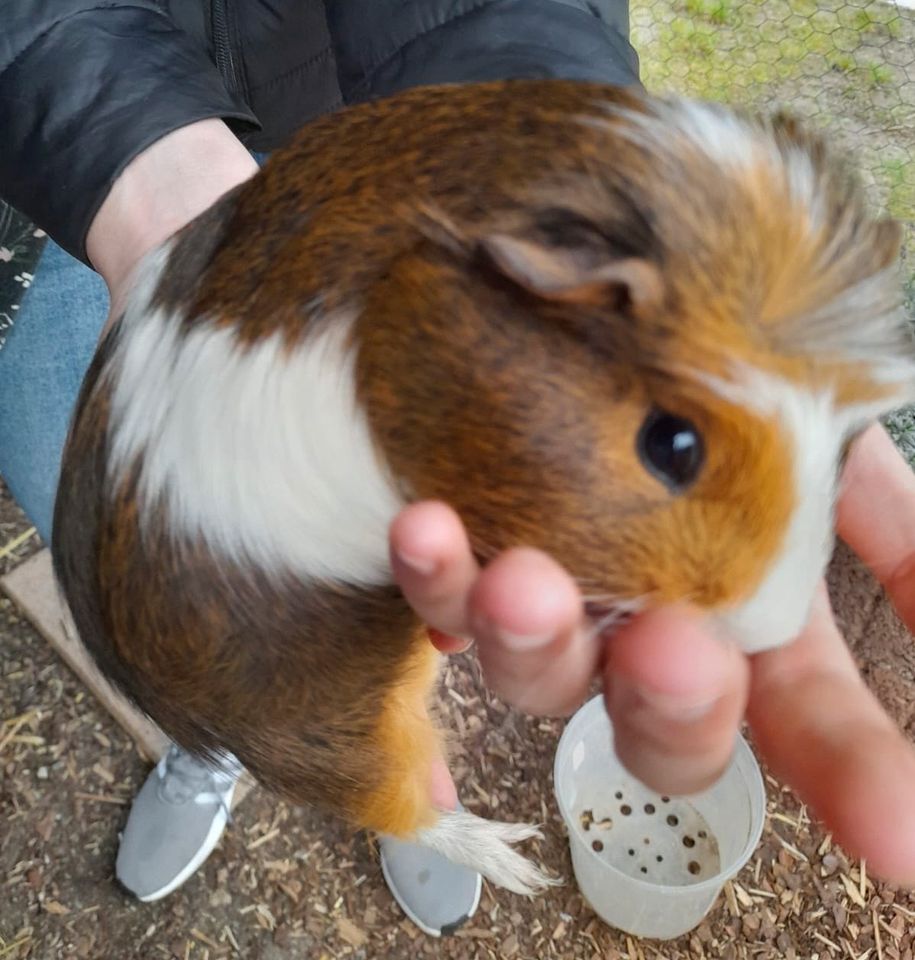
[326,0,641,107]
[0,2,260,266]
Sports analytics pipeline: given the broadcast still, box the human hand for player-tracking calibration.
[390,422,915,885]
[85,118,259,333]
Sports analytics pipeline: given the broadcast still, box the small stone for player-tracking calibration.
[500,934,519,957]
[833,903,848,930]
[208,889,231,908]
[36,766,49,780]
[336,917,367,948]
[75,936,94,959]
[741,913,761,936]
[696,923,713,943]
[36,813,55,842]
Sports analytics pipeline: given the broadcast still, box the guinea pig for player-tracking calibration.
[52,79,915,895]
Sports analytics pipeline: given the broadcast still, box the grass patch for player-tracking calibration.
[863,61,894,86]
[684,0,732,24]
[848,5,904,38]
[828,52,857,73]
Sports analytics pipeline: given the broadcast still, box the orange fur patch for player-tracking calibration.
[356,635,444,837]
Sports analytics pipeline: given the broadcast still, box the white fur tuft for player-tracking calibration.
[416,810,560,896]
[104,244,404,583]
[585,96,821,222]
[700,365,901,653]
[711,370,840,653]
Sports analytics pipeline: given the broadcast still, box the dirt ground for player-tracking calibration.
[3,469,915,960]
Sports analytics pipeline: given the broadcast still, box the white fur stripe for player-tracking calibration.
[105,246,404,583]
[705,367,844,652]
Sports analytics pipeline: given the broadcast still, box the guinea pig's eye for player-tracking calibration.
[637,408,705,492]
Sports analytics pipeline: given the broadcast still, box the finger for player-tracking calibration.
[747,582,915,885]
[837,423,915,628]
[604,606,750,796]
[467,548,595,716]
[389,501,480,642]
[429,755,459,811]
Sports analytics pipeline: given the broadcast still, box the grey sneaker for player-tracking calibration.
[116,745,239,902]
[380,826,482,937]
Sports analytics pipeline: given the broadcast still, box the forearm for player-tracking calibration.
[86,119,259,301]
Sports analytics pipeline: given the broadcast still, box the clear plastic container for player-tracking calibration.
[553,695,766,940]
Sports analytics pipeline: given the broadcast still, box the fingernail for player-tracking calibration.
[609,677,719,722]
[394,549,438,576]
[497,629,555,652]
[637,689,720,721]
[428,628,475,653]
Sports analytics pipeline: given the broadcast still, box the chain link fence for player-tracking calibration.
[629,0,915,453]
[631,0,914,221]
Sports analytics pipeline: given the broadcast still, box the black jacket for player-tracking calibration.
[0,1,640,266]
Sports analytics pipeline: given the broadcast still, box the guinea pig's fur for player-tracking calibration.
[53,80,915,894]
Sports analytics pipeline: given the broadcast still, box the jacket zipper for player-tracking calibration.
[211,0,245,96]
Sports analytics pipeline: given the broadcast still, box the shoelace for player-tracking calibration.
[156,746,240,819]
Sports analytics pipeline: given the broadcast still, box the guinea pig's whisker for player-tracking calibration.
[582,595,649,640]
[580,594,619,614]
[574,576,605,588]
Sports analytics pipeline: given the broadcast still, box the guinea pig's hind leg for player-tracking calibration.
[359,642,559,896]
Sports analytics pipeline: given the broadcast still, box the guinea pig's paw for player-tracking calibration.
[417,810,561,896]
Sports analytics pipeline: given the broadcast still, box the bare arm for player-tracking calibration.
[86,119,259,328]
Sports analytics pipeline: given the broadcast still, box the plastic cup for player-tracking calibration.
[553,695,766,940]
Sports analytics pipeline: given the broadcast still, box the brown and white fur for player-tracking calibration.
[52,80,915,894]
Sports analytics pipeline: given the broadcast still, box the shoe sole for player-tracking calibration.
[133,783,236,903]
[379,848,482,938]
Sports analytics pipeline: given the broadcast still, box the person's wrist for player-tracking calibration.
[86,119,259,300]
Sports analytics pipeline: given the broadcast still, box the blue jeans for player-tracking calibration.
[0,240,109,543]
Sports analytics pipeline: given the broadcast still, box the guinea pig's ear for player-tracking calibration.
[478,232,663,317]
